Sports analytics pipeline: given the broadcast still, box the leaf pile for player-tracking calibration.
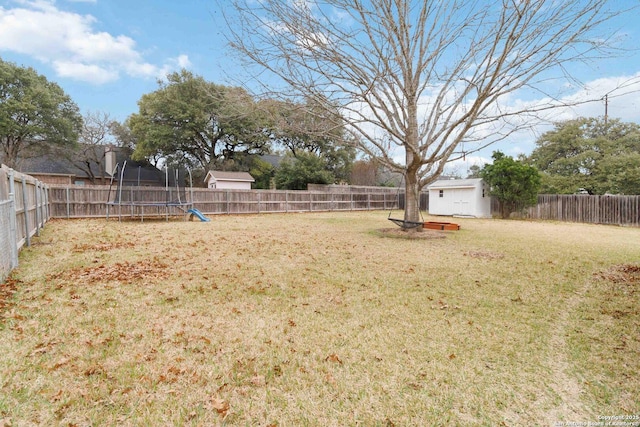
[594,264,640,295]
[0,276,21,312]
[48,259,170,285]
[72,242,135,253]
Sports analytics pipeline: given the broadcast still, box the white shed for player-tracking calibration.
[204,171,255,190]
[427,178,491,218]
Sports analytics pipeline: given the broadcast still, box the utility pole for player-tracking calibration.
[604,94,608,127]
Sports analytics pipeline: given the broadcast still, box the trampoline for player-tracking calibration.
[106,161,193,221]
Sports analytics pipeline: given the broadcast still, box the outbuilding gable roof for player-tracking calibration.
[204,170,255,183]
[427,178,484,190]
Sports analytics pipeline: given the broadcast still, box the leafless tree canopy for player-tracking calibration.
[227,0,628,223]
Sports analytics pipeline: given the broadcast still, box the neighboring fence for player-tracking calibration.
[48,185,404,218]
[523,194,640,227]
[0,165,50,282]
[46,185,640,227]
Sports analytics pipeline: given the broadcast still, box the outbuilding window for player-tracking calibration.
[439,189,444,198]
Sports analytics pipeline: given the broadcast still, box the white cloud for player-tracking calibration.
[176,54,191,69]
[0,0,190,84]
[52,60,117,84]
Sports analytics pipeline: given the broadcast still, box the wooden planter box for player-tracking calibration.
[423,221,460,231]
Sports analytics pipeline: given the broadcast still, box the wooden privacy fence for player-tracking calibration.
[0,165,50,282]
[46,185,640,227]
[524,194,640,226]
[48,185,403,218]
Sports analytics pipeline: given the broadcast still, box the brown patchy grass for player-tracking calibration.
[0,212,639,426]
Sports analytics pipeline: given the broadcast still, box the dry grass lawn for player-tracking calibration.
[0,211,639,426]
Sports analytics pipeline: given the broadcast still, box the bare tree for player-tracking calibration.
[63,111,115,184]
[226,0,632,227]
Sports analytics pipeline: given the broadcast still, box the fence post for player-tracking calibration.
[257,191,261,214]
[44,184,50,222]
[21,178,30,247]
[8,169,19,269]
[66,187,71,219]
[34,180,41,236]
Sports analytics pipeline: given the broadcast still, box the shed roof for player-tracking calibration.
[204,171,255,183]
[427,178,484,190]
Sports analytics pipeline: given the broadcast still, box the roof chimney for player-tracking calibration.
[105,145,117,176]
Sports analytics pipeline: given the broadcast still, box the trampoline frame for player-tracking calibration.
[106,161,194,222]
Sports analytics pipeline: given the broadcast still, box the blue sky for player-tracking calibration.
[1,0,640,171]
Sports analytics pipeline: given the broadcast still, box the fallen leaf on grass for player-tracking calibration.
[250,375,265,386]
[48,357,70,371]
[211,397,230,417]
[50,390,63,402]
[325,354,343,364]
[325,372,336,385]
[84,364,104,376]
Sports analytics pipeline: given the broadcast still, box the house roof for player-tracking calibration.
[18,151,98,177]
[17,145,162,183]
[204,170,255,183]
[427,178,484,190]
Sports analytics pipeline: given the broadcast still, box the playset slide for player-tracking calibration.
[187,208,211,222]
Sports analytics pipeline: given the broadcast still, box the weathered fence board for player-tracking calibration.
[1,165,50,282]
[42,185,640,228]
[47,185,407,218]
[525,194,640,226]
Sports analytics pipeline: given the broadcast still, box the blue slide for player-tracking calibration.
[187,208,211,222]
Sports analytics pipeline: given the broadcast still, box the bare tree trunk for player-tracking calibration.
[404,171,420,227]
[404,143,421,228]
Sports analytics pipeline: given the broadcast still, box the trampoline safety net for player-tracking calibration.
[107,161,193,219]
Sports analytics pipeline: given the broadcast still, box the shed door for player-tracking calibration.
[451,189,470,215]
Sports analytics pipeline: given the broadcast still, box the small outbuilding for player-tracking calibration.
[204,171,255,190]
[427,178,491,218]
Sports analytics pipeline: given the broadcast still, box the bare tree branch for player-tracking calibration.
[225,0,636,225]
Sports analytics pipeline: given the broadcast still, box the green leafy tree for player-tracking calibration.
[249,157,275,189]
[274,152,334,190]
[0,58,82,168]
[466,164,483,179]
[525,117,640,194]
[109,120,137,150]
[480,151,541,219]
[129,70,271,171]
[265,98,355,183]
[598,152,640,195]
